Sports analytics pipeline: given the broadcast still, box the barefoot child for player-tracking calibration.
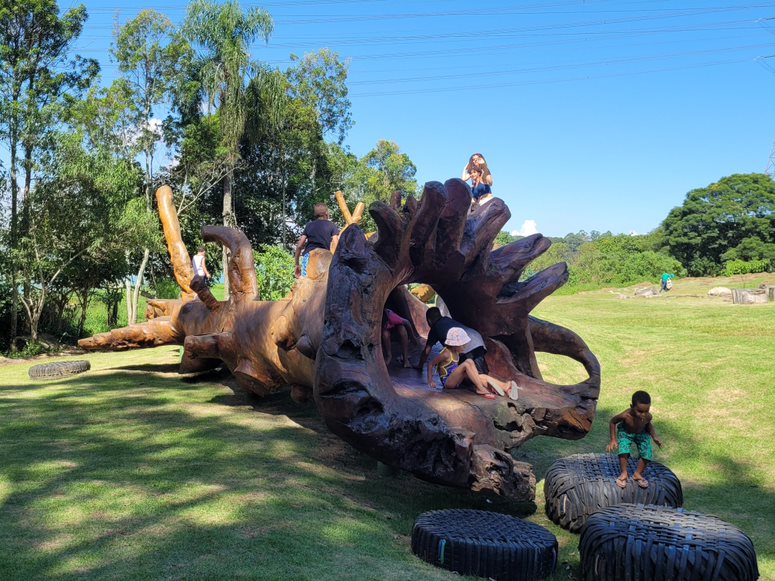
[606,390,663,489]
[382,308,413,368]
[427,327,519,400]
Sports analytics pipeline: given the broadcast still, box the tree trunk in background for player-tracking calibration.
[124,278,133,324]
[125,248,150,325]
[129,248,150,324]
[9,126,19,344]
[222,170,233,298]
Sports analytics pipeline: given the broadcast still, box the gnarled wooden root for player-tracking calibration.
[316,181,601,500]
[80,182,601,503]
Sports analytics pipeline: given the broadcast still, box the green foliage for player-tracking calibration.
[236,66,334,247]
[526,232,686,290]
[153,278,182,299]
[495,230,518,247]
[12,131,143,339]
[362,139,418,197]
[112,9,192,202]
[287,49,353,144]
[0,0,99,341]
[4,339,47,359]
[720,236,775,270]
[723,259,769,276]
[333,140,418,232]
[255,245,295,300]
[234,51,353,247]
[183,0,273,157]
[661,173,775,276]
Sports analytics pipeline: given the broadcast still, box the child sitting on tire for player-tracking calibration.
[606,390,663,489]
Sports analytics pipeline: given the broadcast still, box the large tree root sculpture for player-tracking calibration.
[80,183,600,502]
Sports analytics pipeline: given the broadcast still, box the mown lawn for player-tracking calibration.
[1,274,773,580]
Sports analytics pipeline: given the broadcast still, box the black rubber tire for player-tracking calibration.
[28,360,91,380]
[411,509,557,581]
[579,504,759,581]
[544,453,682,532]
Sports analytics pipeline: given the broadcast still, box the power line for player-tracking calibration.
[346,43,772,86]
[349,57,750,97]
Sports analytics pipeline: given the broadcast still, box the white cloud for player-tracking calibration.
[121,117,163,147]
[147,118,163,135]
[510,219,538,237]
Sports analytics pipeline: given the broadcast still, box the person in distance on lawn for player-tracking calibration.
[606,390,663,489]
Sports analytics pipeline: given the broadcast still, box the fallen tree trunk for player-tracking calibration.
[80,182,601,502]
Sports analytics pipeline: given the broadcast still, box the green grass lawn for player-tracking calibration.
[1,274,773,580]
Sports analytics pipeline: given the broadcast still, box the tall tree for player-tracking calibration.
[237,60,352,248]
[111,10,190,322]
[287,49,352,145]
[337,140,418,231]
[661,173,775,276]
[0,0,96,341]
[183,0,273,296]
[13,132,141,341]
[112,9,190,207]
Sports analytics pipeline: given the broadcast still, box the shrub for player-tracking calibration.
[256,246,295,301]
[723,259,769,277]
[6,339,48,359]
[154,278,181,299]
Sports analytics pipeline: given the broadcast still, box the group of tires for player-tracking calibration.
[412,453,759,581]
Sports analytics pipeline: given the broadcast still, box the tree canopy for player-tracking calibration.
[661,173,775,276]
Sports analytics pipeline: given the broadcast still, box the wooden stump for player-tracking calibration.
[732,289,769,304]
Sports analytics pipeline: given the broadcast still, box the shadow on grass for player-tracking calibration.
[111,362,182,373]
[0,370,533,580]
[2,362,769,580]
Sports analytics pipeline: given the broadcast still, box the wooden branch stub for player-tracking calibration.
[156,186,196,301]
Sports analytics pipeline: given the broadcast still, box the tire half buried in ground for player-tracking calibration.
[28,360,91,380]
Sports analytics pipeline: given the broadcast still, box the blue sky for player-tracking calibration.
[68,0,775,237]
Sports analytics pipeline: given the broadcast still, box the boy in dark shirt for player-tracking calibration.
[607,390,663,489]
[294,204,339,278]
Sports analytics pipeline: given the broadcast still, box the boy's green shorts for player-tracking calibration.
[617,430,653,460]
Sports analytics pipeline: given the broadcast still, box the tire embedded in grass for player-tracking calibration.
[579,503,759,581]
[544,453,682,532]
[28,360,91,380]
[411,509,557,581]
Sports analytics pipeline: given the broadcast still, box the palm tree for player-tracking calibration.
[183,0,273,297]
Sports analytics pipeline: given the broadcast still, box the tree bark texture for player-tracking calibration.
[80,183,601,502]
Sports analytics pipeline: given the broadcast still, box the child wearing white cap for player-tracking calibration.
[427,327,519,400]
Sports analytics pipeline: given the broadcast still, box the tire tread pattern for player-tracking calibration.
[411,508,557,581]
[544,453,682,532]
[579,503,759,581]
[28,360,91,380]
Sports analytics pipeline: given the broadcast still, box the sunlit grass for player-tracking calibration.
[1,273,773,580]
